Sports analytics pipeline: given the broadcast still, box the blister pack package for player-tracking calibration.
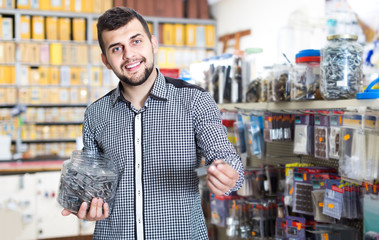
[339,113,366,182]
[314,112,330,160]
[363,113,379,183]
[329,112,344,159]
[293,114,314,155]
[323,179,344,220]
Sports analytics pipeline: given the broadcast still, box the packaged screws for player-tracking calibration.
[320,34,363,99]
[57,150,118,213]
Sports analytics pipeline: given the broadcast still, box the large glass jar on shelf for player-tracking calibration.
[320,34,363,99]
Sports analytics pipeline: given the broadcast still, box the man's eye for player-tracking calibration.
[113,46,122,52]
[133,39,141,44]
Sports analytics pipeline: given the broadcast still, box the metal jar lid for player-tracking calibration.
[326,34,358,41]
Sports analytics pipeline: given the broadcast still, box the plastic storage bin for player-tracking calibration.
[320,34,363,99]
[291,49,322,101]
[57,150,118,213]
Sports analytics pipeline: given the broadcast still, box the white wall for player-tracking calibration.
[210,0,326,65]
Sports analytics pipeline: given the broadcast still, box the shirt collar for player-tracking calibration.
[111,68,168,106]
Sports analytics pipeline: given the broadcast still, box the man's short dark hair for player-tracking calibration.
[97,7,152,54]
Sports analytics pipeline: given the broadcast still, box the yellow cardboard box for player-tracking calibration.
[62,0,71,11]
[20,15,31,39]
[82,0,93,13]
[92,0,101,13]
[45,17,58,40]
[50,43,62,65]
[50,0,63,11]
[4,0,16,9]
[20,43,30,63]
[92,21,97,41]
[30,43,41,64]
[61,44,72,65]
[4,42,15,63]
[185,24,196,46]
[70,67,81,85]
[58,17,70,41]
[17,0,30,9]
[0,16,2,38]
[72,18,86,41]
[18,88,30,104]
[20,66,29,85]
[32,16,45,40]
[2,17,13,40]
[205,25,215,48]
[78,87,88,103]
[39,66,49,85]
[174,24,184,46]
[0,43,4,63]
[39,0,50,10]
[77,45,88,65]
[79,67,88,85]
[29,67,40,85]
[70,0,82,12]
[101,0,112,12]
[162,23,174,45]
[49,67,60,85]
[6,87,17,104]
[91,67,102,86]
[148,22,153,35]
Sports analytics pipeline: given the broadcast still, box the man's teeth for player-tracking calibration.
[127,62,141,68]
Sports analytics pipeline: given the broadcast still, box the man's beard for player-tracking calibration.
[118,60,154,86]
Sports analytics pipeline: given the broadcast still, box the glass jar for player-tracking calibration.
[242,48,263,103]
[272,64,291,102]
[291,49,323,101]
[260,66,274,102]
[57,150,118,213]
[320,34,363,99]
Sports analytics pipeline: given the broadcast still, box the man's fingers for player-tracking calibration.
[96,198,104,217]
[207,165,236,189]
[103,202,110,218]
[206,176,225,196]
[61,209,72,216]
[77,201,89,219]
[87,198,99,219]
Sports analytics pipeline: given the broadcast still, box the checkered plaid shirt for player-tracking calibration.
[82,69,244,239]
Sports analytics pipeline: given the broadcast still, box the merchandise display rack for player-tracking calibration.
[219,99,370,239]
[0,8,217,161]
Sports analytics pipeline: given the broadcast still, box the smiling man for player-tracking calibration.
[61,7,244,240]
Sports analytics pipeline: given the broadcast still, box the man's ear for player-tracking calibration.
[101,53,112,69]
[151,35,158,54]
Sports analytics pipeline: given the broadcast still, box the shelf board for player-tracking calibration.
[22,139,77,143]
[0,8,100,18]
[0,104,16,108]
[25,104,88,108]
[218,99,379,112]
[25,122,83,125]
[0,159,65,173]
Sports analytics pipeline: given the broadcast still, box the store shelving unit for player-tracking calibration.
[0,7,217,160]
